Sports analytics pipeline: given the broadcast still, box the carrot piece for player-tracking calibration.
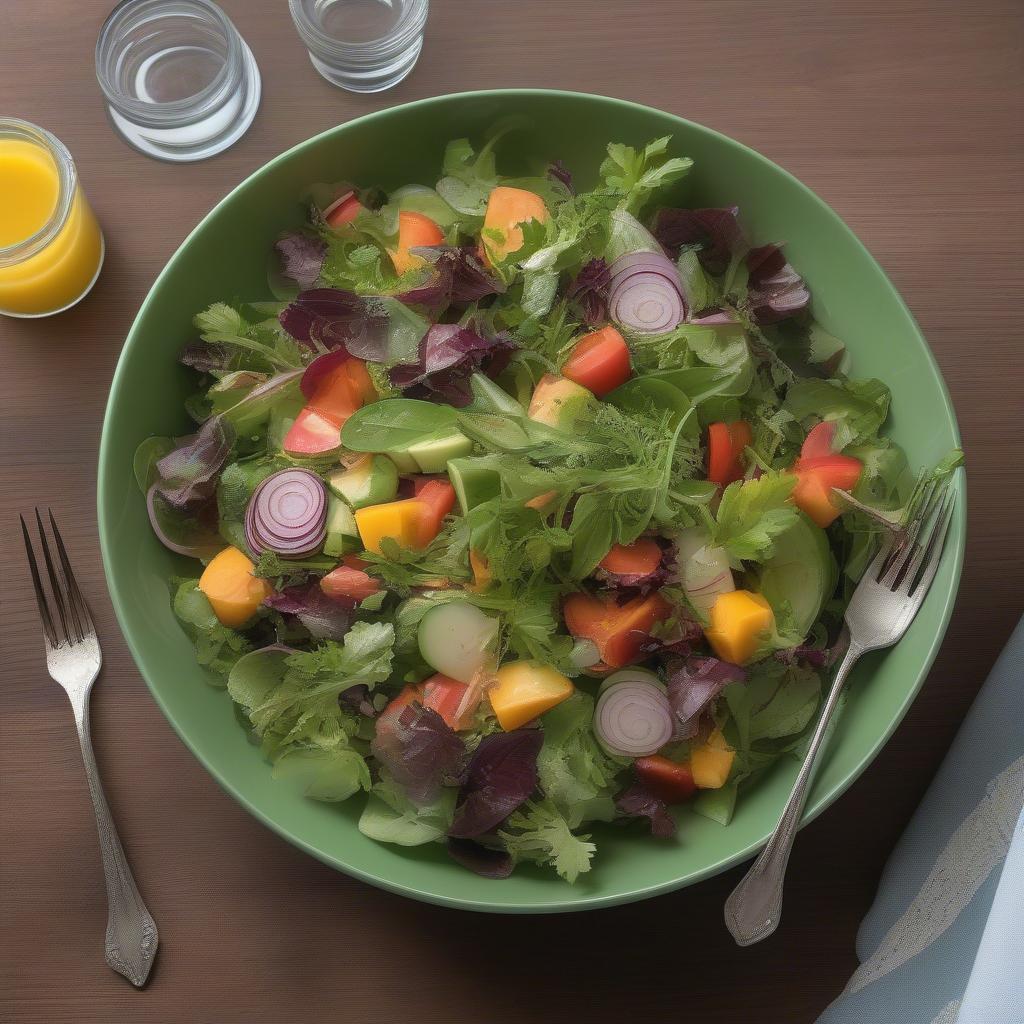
[524,489,559,511]
[599,538,663,578]
[561,326,632,396]
[707,420,752,485]
[376,683,425,734]
[562,592,672,669]
[388,211,444,275]
[481,186,550,264]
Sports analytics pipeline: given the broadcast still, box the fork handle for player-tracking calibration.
[723,640,864,946]
[71,697,158,987]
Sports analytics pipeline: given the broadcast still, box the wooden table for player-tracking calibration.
[3,1,1021,1020]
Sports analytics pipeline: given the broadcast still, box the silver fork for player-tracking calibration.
[21,510,158,987]
[724,481,956,946]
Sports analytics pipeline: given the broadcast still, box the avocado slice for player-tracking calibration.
[756,513,837,637]
[327,455,399,510]
[527,374,596,430]
[323,496,362,557]
[447,456,501,514]
[406,431,474,473]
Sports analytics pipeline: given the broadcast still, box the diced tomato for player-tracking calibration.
[800,420,838,461]
[563,591,672,669]
[376,683,424,734]
[282,407,342,455]
[561,326,632,396]
[283,360,374,456]
[411,474,447,496]
[325,193,363,227]
[707,420,752,485]
[320,564,382,602]
[412,480,456,547]
[634,755,696,803]
[422,673,471,729]
[599,538,663,578]
[789,420,863,527]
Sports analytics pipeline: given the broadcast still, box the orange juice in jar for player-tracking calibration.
[0,119,104,318]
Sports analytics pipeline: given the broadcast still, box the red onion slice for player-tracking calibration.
[608,251,686,335]
[245,469,327,558]
[594,671,674,758]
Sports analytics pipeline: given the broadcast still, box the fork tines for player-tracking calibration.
[881,481,955,595]
[20,509,94,647]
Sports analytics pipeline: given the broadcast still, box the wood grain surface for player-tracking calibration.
[2,1,1022,1021]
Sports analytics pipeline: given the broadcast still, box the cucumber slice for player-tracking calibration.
[757,513,837,637]
[407,431,474,473]
[323,496,362,557]
[447,457,500,514]
[417,601,498,683]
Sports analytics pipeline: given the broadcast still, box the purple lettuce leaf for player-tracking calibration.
[388,324,514,407]
[279,288,390,362]
[396,246,505,313]
[275,233,326,291]
[264,584,353,641]
[745,244,810,324]
[371,704,466,805]
[566,258,612,327]
[547,160,575,194]
[652,207,742,275]
[146,488,225,560]
[666,656,746,740]
[775,628,849,670]
[615,784,677,838]
[338,683,376,717]
[153,415,235,509]
[447,837,515,879]
[448,729,543,838]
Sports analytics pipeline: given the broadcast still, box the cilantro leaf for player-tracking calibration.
[599,136,694,214]
[499,798,597,884]
[712,474,799,564]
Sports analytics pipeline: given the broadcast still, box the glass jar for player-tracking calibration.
[95,0,261,162]
[0,119,104,318]
[288,0,428,93]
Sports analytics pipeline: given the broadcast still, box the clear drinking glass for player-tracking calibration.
[95,0,261,162]
[289,0,428,93]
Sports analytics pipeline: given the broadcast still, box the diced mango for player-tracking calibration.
[704,589,775,665]
[198,547,272,628]
[466,549,492,593]
[690,728,736,789]
[354,499,426,554]
[489,660,574,731]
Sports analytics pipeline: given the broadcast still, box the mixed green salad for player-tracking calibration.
[137,130,960,883]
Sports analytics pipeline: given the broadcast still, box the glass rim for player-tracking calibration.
[95,0,243,123]
[288,0,427,59]
[0,118,77,268]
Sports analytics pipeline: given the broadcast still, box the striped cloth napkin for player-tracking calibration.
[817,616,1024,1024]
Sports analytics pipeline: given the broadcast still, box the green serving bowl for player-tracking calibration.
[98,90,964,912]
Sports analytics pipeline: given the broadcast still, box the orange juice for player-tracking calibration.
[0,121,103,317]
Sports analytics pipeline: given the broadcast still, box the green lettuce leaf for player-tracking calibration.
[171,580,252,680]
[358,773,456,845]
[784,377,891,450]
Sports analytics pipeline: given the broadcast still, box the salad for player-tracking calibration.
[136,130,961,883]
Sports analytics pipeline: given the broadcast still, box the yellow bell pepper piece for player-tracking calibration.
[466,549,492,593]
[198,546,272,628]
[354,499,425,554]
[690,728,736,789]
[489,660,574,731]
[704,589,775,665]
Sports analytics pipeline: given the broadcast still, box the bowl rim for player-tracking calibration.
[98,88,965,913]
